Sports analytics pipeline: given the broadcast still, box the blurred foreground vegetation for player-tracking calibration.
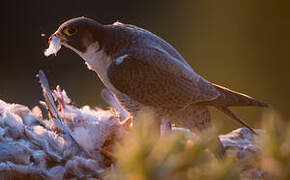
[104,109,289,180]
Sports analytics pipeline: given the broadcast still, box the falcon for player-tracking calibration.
[44,17,267,134]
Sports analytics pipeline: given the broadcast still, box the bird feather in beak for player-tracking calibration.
[44,35,61,56]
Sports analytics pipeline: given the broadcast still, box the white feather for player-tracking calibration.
[44,36,61,56]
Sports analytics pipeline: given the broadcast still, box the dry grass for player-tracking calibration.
[105,109,290,180]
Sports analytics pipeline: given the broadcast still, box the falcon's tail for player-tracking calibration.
[215,106,257,134]
[211,83,268,107]
[208,84,268,134]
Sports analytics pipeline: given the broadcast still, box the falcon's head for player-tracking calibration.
[45,17,105,56]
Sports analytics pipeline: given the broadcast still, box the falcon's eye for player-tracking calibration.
[63,27,78,36]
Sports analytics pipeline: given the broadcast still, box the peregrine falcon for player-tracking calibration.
[45,17,268,134]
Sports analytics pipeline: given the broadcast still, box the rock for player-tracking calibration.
[219,128,262,160]
[219,128,265,180]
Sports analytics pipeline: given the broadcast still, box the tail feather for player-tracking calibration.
[212,83,268,107]
[207,83,268,134]
[215,106,257,134]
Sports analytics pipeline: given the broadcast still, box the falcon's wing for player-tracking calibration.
[107,48,220,111]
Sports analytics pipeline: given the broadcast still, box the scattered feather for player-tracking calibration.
[0,71,125,179]
[44,35,61,56]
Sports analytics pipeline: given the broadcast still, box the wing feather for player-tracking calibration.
[107,48,220,111]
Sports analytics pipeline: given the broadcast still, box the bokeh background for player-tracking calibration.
[0,0,289,132]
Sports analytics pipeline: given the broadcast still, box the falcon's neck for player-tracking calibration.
[76,42,116,90]
[78,42,109,70]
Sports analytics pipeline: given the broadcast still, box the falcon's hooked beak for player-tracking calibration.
[44,32,67,57]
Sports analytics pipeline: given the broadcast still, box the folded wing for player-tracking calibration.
[107,48,220,112]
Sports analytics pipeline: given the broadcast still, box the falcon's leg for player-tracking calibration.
[101,89,129,121]
[160,119,172,136]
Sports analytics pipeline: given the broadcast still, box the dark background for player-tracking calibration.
[0,0,289,131]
